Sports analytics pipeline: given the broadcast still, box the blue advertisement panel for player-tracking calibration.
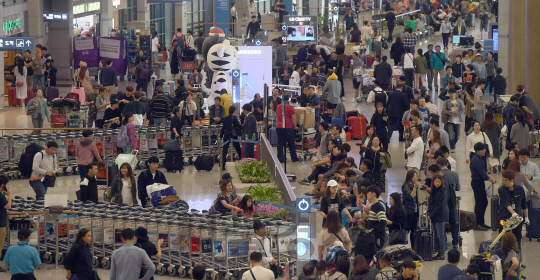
[215,0,230,38]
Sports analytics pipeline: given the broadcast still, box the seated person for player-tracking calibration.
[104,99,122,129]
[209,96,225,125]
[214,179,242,214]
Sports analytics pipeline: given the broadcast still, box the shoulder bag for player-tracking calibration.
[481,129,491,157]
[256,237,279,278]
[249,269,257,280]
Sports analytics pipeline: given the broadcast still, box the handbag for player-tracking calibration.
[43,175,56,188]
[27,107,35,116]
[388,224,408,245]
[481,129,491,157]
[16,81,24,87]
[5,74,15,83]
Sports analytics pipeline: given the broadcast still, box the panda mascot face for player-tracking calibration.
[206,40,238,72]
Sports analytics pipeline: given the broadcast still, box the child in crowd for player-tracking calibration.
[239,195,255,218]
[341,198,353,228]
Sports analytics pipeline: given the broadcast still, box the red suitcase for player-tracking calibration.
[348,115,368,140]
[346,132,352,141]
[25,89,34,105]
[241,143,261,161]
[8,87,20,106]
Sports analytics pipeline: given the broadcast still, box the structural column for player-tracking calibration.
[497,0,508,76]
[27,0,45,47]
[507,0,526,95]
[137,0,150,24]
[100,0,113,36]
[525,0,540,105]
[47,0,73,81]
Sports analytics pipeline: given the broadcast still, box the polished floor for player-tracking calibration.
[3,14,537,280]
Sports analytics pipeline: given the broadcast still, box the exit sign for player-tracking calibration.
[3,18,20,33]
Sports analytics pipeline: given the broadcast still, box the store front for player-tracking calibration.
[73,1,102,37]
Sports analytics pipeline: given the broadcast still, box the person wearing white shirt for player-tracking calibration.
[519,149,540,183]
[151,31,160,64]
[361,20,373,41]
[249,0,258,19]
[366,81,387,106]
[186,31,194,49]
[249,221,277,269]
[242,252,275,280]
[465,121,493,164]
[406,125,424,174]
[440,17,453,49]
[402,49,415,88]
[290,65,302,87]
[231,2,238,36]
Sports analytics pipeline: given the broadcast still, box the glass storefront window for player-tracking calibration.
[121,0,137,27]
[186,0,205,36]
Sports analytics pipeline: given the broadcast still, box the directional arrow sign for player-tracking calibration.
[255,39,262,46]
[281,24,288,31]
[333,6,338,11]
[262,30,268,37]
[296,197,311,214]
[0,37,34,50]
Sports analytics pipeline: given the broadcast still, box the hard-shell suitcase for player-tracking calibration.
[527,200,540,240]
[490,183,499,230]
[331,117,344,128]
[269,127,278,146]
[417,228,433,261]
[8,87,20,106]
[358,116,367,139]
[348,116,363,140]
[24,89,34,105]
[71,87,86,105]
[47,86,60,103]
[372,41,382,55]
[164,150,184,172]
[115,150,139,170]
[345,132,352,141]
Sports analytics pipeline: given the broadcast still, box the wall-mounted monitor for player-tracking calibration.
[287,25,315,41]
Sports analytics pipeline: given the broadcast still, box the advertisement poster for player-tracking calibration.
[191,237,201,252]
[99,38,121,59]
[215,0,229,37]
[170,234,179,251]
[180,236,190,253]
[73,37,99,68]
[228,241,249,258]
[214,240,226,257]
[202,239,212,253]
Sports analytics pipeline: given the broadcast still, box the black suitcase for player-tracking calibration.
[490,183,499,230]
[165,151,184,173]
[194,155,215,171]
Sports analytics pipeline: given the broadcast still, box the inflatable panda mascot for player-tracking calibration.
[200,27,239,104]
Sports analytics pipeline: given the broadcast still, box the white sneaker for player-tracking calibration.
[351,99,355,103]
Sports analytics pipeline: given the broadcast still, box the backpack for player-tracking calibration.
[373,88,387,107]
[18,143,44,178]
[138,64,151,80]
[326,245,349,270]
[117,125,130,148]
[173,33,186,49]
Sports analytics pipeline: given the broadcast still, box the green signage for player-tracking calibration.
[3,18,21,32]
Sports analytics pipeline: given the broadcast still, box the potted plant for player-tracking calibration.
[247,183,286,218]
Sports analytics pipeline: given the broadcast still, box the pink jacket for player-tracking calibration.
[126,123,138,149]
[76,137,102,165]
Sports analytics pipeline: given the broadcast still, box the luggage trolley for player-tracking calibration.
[138,127,150,168]
[221,219,253,279]
[155,215,174,275]
[182,126,195,165]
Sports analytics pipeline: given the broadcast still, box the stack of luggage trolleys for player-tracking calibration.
[181,124,222,166]
[4,197,297,279]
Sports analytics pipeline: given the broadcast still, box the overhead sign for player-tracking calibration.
[0,37,34,50]
[296,197,311,214]
[43,13,69,21]
[3,13,24,36]
[285,15,317,24]
[73,2,101,15]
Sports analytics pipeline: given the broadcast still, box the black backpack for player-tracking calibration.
[354,230,377,259]
[19,143,44,178]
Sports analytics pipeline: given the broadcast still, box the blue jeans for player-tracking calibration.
[433,221,446,257]
[32,75,45,93]
[445,123,461,150]
[154,117,167,127]
[29,179,47,200]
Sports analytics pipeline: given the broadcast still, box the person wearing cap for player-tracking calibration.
[517,85,540,124]
[110,228,155,280]
[472,53,486,80]
[391,259,418,280]
[104,99,122,129]
[320,179,353,227]
[135,227,164,280]
[250,221,278,270]
[221,173,239,197]
[442,89,464,152]
[3,228,42,278]
[137,156,168,207]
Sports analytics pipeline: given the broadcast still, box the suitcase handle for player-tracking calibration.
[131,150,139,156]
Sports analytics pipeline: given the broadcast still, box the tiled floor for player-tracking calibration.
[2,11,537,280]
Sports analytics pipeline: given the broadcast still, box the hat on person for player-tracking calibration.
[135,227,149,241]
[222,173,233,180]
[110,99,119,105]
[475,53,482,57]
[148,156,160,164]
[253,220,266,231]
[327,180,338,187]
[401,260,416,269]
[517,85,525,92]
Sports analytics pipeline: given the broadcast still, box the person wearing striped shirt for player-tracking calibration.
[365,185,387,249]
[149,86,172,127]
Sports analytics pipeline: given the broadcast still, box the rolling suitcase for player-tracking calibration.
[372,41,382,55]
[47,86,60,102]
[348,116,363,140]
[269,127,278,146]
[417,228,433,261]
[24,89,34,105]
[8,87,20,106]
[71,87,86,105]
[164,150,184,172]
[490,183,499,230]
[527,199,540,240]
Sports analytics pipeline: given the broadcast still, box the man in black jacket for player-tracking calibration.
[137,156,168,207]
[79,162,99,203]
[242,104,258,159]
[373,56,393,90]
[385,10,396,41]
[246,16,261,39]
[387,84,409,142]
[399,76,415,103]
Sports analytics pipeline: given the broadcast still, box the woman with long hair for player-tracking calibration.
[428,175,448,260]
[358,125,376,160]
[502,148,519,171]
[119,112,137,154]
[464,82,476,133]
[425,130,443,185]
[238,195,255,218]
[214,180,242,214]
[320,180,353,227]
[15,57,28,105]
[335,39,345,55]
[485,232,522,280]
[510,110,530,152]
[390,35,405,66]
[170,106,183,139]
[64,228,93,280]
[349,254,379,280]
[169,39,181,79]
[482,111,502,173]
[107,162,137,205]
[387,192,407,233]
[370,102,389,150]
[26,89,50,134]
[318,211,352,261]
[73,61,92,94]
[350,24,361,43]
[328,257,350,280]
[364,135,388,192]
[402,170,420,247]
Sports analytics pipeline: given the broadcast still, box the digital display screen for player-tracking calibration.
[287,25,315,41]
[453,35,466,44]
[493,29,498,52]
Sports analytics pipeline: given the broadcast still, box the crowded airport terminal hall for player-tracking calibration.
[0,0,538,279]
